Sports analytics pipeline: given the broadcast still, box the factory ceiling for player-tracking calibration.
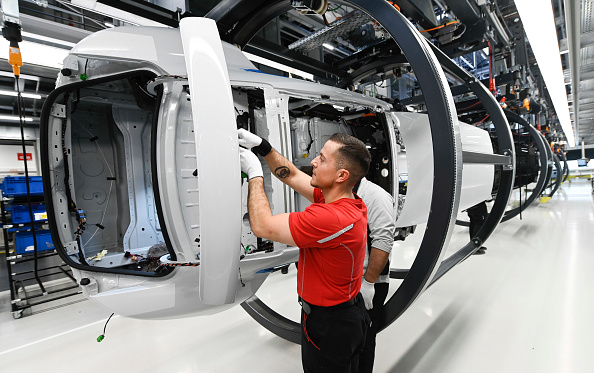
[0,0,590,147]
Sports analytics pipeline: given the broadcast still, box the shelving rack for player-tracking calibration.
[1,179,81,319]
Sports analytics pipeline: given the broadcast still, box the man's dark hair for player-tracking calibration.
[328,133,371,184]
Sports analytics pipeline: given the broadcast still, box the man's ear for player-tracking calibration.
[335,169,350,184]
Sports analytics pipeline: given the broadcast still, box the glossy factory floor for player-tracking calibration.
[1,178,593,373]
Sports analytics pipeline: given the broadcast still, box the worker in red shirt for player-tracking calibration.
[238,129,371,373]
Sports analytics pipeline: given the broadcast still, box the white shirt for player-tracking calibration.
[356,178,396,284]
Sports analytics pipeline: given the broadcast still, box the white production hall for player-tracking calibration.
[1,178,593,373]
[1,1,594,373]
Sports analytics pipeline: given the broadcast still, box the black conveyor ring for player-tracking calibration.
[213,0,462,342]
[418,44,516,285]
[499,111,550,223]
[546,153,563,198]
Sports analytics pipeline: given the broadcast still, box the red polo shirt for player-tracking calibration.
[289,188,367,306]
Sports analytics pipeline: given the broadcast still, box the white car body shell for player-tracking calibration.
[44,18,494,319]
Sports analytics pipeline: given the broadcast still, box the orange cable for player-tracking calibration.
[475,115,490,125]
[387,1,401,11]
[420,20,459,33]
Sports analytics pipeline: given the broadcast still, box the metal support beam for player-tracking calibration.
[18,13,92,44]
[564,0,581,143]
[479,3,511,48]
[441,0,481,25]
[400,73,515,105]
[393,0,438,30]
[462,151,512,165]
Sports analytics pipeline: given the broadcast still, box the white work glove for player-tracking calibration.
[239,147,263,180]
[238,129,272,156]
[360,278,375,310]
[238,128,263,149]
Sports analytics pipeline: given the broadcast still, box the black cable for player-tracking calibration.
[305,119,314,156]
[15,75,46,294]
[103,313,114,334]
[239,267,245,287]
[519,183,523,220]
[97,312,115,342]
[59,97,87,265]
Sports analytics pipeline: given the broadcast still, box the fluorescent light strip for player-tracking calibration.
[0,115,34,122]
[515,0,576,146]
[0,39,69,69]
[71,0,168,27]
[323,43,335,50]
[0,89,44,100]
[243,52,314,80]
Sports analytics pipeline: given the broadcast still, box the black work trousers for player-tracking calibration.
[301,297,368,373]
[358,282,389,373]
[468,201,488,238]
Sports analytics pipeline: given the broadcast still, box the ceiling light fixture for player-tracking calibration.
[71,0,168,27]
[322,43,335,50]
[0,115,34,122]
[515,0,576,146]
[0,89,44,100]
[243,52,314,80]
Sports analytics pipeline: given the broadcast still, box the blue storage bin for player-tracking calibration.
[10,204,47,224]
[14,229,55,255]
[1,176,44,197]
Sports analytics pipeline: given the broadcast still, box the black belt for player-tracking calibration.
[299,294,361,315]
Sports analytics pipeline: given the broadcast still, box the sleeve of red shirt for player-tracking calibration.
[289,188,345,249]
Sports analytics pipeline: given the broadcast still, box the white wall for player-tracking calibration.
[0,126,41,177]
[567,159,594,169]
[0,144,38,175]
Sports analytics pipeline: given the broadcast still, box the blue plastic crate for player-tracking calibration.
[10,204,47,224]
[14,229,55,255]
[1,176,44,197]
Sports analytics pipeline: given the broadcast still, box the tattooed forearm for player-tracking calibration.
[264,149,314,202]
[248,177,272,238]
[274,166,291,179]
